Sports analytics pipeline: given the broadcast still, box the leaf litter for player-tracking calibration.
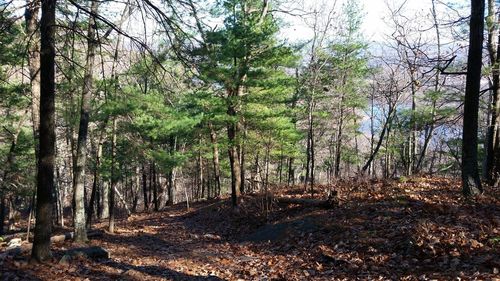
[0,176,498,280]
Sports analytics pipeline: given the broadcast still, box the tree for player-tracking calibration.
[485,0,500,187]
[31,0,56,262]
[25,0,41,158]
[193,0,295,207]
[462,0,484,196]
[72,0,99,243]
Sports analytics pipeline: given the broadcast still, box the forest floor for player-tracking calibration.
[1,176,499,280]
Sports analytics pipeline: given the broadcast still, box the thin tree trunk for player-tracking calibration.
[167,136,177,205]
[113,184,131,217]
[133,166,140,212]
[240,125,246,194]
[86,135,103,229]
[486,0,500,186]
[142,164,149,210]
[304,98,312,190]
[362,106,395,173]
[152,163,158,211]
[334,89,346,178]
[108,119,117,233]
[334,115,343,178]
[264,142,271,192]
[25,0,41,161]
[198,142,204,199]
[287,157,295,186]
[227,88,241,207]
[254,152,261,191]
[208,123,221,197]
[310,119,315,196]
[278,147,284,184]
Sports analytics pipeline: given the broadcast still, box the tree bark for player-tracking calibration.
[73,0,98,243]
[87,133,104,229]
[108,119,117,233]
[142,164,148,210]
[462,0,485,196]
[152,163,158,211]
[240,125,246,194]
[227,89,241,207]
[208,123,221,197]
[32,0,56,262]
[485,0,500,186]
[287,157,295,186]
[25,0,41,159]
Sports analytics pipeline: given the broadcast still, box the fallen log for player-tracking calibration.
[50,229,104,243]
[0,242,32,260]
[59,246,109,264]
[1,232,25,242]
[0,230,105,260]
[2,228,104,243]
[274,197,337,209]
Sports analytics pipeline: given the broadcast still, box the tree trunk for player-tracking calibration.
[310,120,315,196]
[25,0,41,160]
[72,0,98,243]
[240,125,246,194]
[486,0,500,186]
[142,164,148,210]
[254,152,261,192]
[208,123,221,197]
[198,143,204,199]
[108,119,117,233]
[31,0,56,262]
[227,89,241,207]
[362,106,395,173]
[462,0,485,196]
[87,134,103,229]
[152,163,158,211]
[334,115,343,178]
[264,142,271,192]
[304,98,312,190]
[287,157,295,186]
[278,148,284,184]
[132,166,140,212]
[334,89,346,178]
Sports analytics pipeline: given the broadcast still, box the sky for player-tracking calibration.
[4,0,467,49]
[281,0,443,44]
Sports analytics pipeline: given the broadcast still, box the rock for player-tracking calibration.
[59,254,72,265]
[203,234,221,240]
[7,238,22,249]
[59,246,109,264]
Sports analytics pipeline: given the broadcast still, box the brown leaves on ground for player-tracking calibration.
[1,176,499,280]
